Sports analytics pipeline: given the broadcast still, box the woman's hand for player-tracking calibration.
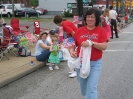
[81,41,90,47]
[58,44,61,50]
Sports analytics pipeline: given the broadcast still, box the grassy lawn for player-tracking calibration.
[129,18,133,21]
[4,17,53,22]
[3,16,73,22]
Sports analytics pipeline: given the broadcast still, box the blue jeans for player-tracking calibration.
[76,59,102,99]
[36,49,50,62]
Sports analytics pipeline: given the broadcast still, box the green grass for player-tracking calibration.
[129,18,133,20]
[3,16,73,22]
[4,17,53,22]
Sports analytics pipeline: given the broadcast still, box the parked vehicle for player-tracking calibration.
[35,9,43,15]
[0,4,17,18]
[35,7,48,15]
[14,3,25,10]
[15,8,39,18]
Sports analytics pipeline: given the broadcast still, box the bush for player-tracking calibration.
[63,10,73,17]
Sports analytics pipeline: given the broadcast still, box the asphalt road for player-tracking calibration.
[0,22,133,99]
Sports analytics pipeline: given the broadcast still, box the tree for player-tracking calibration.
[31,0,39,7]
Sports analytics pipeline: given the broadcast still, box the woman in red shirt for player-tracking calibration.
[70,8,107,99]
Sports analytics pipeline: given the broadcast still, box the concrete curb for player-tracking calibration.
[0,60,45,88]
[128,20,133,24]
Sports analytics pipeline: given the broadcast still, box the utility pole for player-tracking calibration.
[77,0,83,17]
[106,0,109,8]
[130,0,132,15]
[12,0,14,17]
[121,0,125,16]
[116,0,119,13]
[77,0,83,27]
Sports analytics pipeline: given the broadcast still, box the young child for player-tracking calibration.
[124,14,128,27]
[48,36,60,71]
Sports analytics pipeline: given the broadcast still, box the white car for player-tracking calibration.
[0,4,17,18]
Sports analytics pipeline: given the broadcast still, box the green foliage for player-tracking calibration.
[31,0,39,7]
[92,0,97,4]
[63,11,73,17]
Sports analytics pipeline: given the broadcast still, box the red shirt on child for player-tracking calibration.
[124,16,128,21]
[62,20,77,37]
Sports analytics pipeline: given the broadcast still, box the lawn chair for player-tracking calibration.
[33,20,49,39]
[25,32,37,46]
[0,27,19,61]
[0,36,10,61]
[10,18,30,36]
[0,27,14,60]
[0,43,9,61]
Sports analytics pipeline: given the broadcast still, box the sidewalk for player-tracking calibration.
[0,47,45,88]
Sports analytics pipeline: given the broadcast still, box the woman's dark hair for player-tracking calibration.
[38,32,48,40]
[84,8,100,26]
[53,15,63,24]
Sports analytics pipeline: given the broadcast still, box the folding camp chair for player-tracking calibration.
[10,18,30,36]
[0,27,19,61]
[0,43,10,61]
[33,20,49,39]
[25,32,37,46]
[0,28,12,60]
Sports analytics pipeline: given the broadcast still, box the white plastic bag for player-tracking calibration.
[63,48,81,69]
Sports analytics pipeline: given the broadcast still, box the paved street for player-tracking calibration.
[0,21,133,99]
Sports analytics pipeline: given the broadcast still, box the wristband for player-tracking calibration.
[92,42,96,46]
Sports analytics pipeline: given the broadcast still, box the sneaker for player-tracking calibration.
[69,71,77,78]
[49,66,53,71]
[54,66,59,70]
[116,36,119,38]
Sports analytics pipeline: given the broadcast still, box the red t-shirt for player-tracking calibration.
[74,26,107,61]
[34,20,40,35]
[62,20,77,37]
[124,16,128,21]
